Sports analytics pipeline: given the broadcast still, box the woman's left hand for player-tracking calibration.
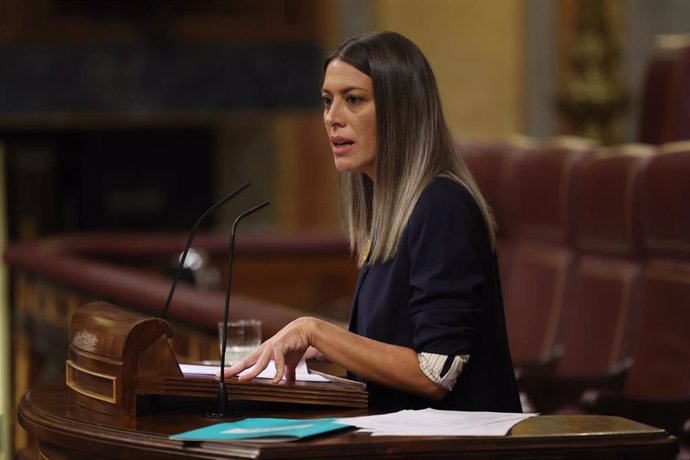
[221,317,316,383]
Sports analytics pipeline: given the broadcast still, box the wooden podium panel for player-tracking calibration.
[18,380,678,460]
[142,373,368,409]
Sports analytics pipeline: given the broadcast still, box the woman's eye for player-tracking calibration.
[321,96,332,109]
[347,96,363,105]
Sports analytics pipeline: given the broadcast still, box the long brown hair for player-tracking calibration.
[324,31,496,265]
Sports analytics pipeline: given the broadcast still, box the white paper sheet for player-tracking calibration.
[179,360,330,382]
[336,408,537,436]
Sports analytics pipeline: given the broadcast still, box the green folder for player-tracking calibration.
[171,417,351,442]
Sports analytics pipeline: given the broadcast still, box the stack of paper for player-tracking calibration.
[179,360,330,382]
[170,409,538,442]
[336,408,536,436]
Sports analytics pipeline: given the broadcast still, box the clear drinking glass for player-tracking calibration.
[218,319,262,365]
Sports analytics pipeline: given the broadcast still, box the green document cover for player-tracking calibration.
[170,417,351,442]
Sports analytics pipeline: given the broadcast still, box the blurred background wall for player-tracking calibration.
[2,0,688,240]
[374,0,525,138]
[1,0,690,457]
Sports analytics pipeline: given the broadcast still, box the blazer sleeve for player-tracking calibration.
[406,180,486,355]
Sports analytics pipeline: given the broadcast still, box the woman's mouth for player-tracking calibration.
[331,137,355,154]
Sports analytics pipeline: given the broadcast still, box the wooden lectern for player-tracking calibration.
[65,302,367,427]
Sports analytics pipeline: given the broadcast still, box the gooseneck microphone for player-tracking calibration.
[161,182,250,320]
[209,200,270,418]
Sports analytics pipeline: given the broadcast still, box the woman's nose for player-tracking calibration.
[324,100,344,127]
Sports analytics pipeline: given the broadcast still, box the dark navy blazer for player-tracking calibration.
[349,177,521,412]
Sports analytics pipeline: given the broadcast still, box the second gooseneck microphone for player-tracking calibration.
[210,200,270,418]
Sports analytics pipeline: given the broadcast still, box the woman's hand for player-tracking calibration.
[220,316,446,400]
[221,317,317,383]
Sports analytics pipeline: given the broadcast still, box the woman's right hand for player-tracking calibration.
[221,317,319,383]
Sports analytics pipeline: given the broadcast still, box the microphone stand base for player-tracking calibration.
[203,381,239,418]
[203,409,241,419]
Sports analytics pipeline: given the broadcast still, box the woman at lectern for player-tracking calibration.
[223,31,521,412]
